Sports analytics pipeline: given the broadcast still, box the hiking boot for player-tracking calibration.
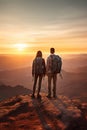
[53,95,57,98]
[37,94,41,99]
[31,94,35,98]
[46,95,51,98]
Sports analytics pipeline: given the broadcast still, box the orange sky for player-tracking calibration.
[0,0,87,54]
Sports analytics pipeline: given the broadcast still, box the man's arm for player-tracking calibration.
[46,56,51,73]
[32,60,34,77]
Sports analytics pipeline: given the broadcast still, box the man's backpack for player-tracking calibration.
[33,57,46,75]
[50,55,62,74]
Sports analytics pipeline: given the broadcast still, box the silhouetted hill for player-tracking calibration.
[0,53,87,102]
[57,69,87,102]
[0,67,87,102]
[0,67,32,87]
[0,84,32,101]
[74,66,87,73]
[0,94,87,130]
[62,54,87,72]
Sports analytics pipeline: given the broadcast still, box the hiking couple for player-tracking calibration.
[31,48,62,99]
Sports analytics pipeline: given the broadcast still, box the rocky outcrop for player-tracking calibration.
[0,94,87,130]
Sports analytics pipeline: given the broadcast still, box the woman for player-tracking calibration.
[31,51,46,98]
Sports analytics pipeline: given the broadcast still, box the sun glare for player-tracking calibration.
[15,43,27,51]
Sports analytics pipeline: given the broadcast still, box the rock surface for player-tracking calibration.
[0,94,87,130]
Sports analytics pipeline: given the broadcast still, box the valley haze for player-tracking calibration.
[0,54,87,102]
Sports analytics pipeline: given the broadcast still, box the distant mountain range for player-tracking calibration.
[0,67,87,102]
[0,54,87,102]
[0,84,32,101]
[0,67,32,88]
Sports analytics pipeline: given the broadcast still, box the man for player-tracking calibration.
[46,48,61,98]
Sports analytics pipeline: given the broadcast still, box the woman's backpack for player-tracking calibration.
[33,57,46,75]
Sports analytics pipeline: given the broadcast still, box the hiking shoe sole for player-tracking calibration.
[37,95,41,99]
[31,95,35,99]
[46,95,51,98]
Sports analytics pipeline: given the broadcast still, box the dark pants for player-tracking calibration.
[47,73,57,97]
[32,74,43,96]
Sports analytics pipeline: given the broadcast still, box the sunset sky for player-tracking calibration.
[0,0,87,54]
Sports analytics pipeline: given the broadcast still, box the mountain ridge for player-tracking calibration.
[0,84,32,101]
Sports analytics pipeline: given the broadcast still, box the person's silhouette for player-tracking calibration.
[46,48,60,98]
[31,51,46,98]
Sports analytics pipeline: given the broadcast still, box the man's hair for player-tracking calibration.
[50,48,55,54]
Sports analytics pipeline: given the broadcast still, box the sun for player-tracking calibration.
[15,43,27,51]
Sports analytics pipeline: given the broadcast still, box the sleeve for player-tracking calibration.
[46,56,51,73]
[32,60,34,76]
